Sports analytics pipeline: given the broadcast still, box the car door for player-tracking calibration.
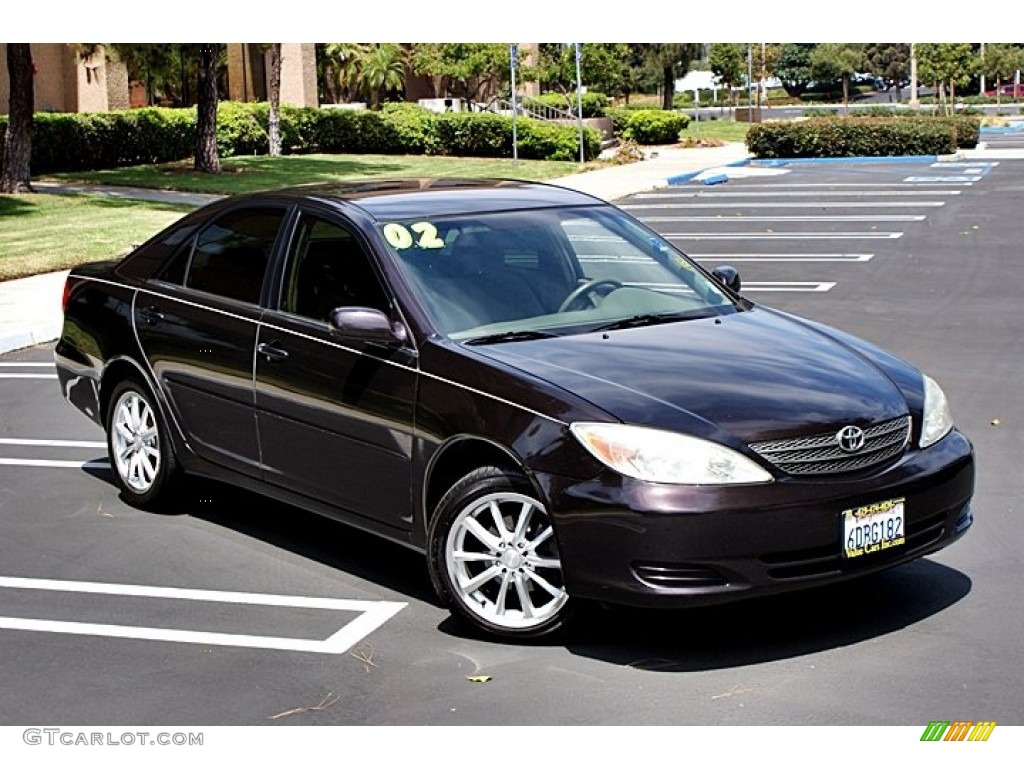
[253,210,418,530]
[134,204,288,477]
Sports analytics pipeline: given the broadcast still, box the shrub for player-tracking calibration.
[534,91,610,117]
[620,110,691,144]
[4,101,602,175]
[746,117,959,158]
[516,119,601,161]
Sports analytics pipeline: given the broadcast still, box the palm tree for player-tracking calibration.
[359,43,406,109]
[321,42,367,103]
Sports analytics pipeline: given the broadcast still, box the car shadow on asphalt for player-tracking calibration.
[89,468,972,668]
[562,560,971,671]
[112,473,442,606]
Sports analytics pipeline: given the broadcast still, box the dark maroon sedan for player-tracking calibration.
[54,179,974,640]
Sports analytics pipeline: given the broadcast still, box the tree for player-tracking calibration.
[359,43,406,109]
[917,43,977,114]
[980,43,1024,108]
[644,43,701,109]
[318,42,367,104]
[410,43,510,103]
[863,43,910,100]
[267,44,282,156]
[195,44,220,173]
[619,44,654,104]
[749,43,782,106]
[526,43,631,101]
[810,43,865,113]
[708,43,746,107]
[1,43,34,193]
[776,43,815,98]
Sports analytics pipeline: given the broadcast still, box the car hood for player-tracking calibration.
[469,308,911,445]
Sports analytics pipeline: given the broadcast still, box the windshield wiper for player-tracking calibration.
[591,312,692,333]
[463,329,560,346]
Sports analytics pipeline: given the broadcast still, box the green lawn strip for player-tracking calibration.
[40,153,588,196]
[679,119,752,144]
[0,194,190,280]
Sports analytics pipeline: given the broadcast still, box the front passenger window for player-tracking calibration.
[282,216,390,321]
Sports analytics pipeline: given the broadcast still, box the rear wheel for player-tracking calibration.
[106,379,176,507]
[428,466,570,640]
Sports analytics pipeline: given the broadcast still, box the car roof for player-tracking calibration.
[231,178,604,220]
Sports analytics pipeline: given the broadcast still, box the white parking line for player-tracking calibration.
[0,363,55,367]
[745,282,837,293]
[0,374,58,379]
[642,190,963,197]
[0,439,106,448]
[641,215,926,223]
[904,176,982,183]
[0,459,109,469]
[621,201,946,209]
[664,232,903,240]
[689,253,874,263]
[0,576,407,654]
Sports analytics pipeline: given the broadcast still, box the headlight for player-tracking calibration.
[571,422,773,485]
[920,374,953,448]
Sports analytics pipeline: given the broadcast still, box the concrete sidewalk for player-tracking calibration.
[0,142,752,355]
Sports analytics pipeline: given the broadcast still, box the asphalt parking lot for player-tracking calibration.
[1,157,1022,729]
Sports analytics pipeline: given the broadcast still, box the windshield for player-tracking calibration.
[379,205,740,341]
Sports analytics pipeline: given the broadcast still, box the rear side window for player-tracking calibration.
[186,208,286,304]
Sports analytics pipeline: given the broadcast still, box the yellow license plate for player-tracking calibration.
[842,498,906,558]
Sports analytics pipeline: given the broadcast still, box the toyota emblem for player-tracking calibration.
[837,425,866,453]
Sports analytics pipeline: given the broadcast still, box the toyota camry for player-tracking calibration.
[54,178,975,640]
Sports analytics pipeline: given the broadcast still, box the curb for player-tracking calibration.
[0,325,62,356]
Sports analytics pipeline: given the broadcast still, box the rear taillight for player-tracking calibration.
[61,278,72,314]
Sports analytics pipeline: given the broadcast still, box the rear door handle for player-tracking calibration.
[257,342,289,361]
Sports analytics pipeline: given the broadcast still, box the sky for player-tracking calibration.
[7,1,1016,43]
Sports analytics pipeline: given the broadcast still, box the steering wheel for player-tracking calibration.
[557,278,624,313]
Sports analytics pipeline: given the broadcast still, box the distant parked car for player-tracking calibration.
[985,83,1021,98]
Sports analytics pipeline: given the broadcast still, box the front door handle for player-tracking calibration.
[257,342,289,361]
[138,306,165,326]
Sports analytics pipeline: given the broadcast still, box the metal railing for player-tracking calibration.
[468,96,576,122]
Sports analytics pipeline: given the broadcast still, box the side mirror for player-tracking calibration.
[712,265,742,293]
[329,307,408,345]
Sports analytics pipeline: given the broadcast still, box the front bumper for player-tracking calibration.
[541,430,974,608]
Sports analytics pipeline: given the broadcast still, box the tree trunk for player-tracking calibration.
[662,65,674,110]
[194,44,220,174]
[842,75,850,114]
[1,43,35,194]
[268,44,282,157]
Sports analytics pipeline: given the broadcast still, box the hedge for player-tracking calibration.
[0,102,602,175]
[745,116,975,158]
[532,91,610,118]
[605,108,690,144]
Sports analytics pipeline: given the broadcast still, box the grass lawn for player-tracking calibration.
[41,153,590,196]
[679,118,752,144]
[0,194,190,280]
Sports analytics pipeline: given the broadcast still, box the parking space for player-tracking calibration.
[623,159,1003,318]
[2,159,1023,728]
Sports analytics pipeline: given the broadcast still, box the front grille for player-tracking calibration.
[749,415,911,476]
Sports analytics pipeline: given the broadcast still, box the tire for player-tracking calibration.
[428,466,571,640]
[106,378,177,508]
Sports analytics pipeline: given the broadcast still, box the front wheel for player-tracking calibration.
[428,467,570,640]
[106,379,177,507]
